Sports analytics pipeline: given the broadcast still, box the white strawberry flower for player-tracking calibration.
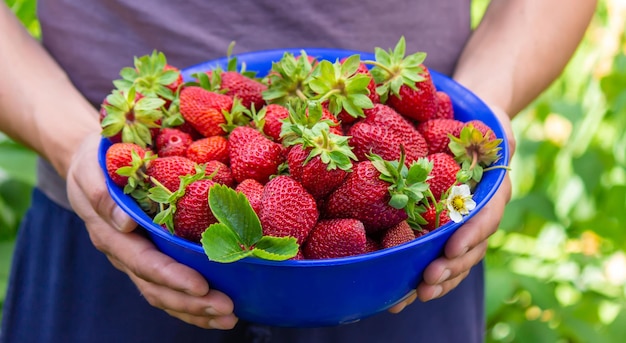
[445,184,476,223]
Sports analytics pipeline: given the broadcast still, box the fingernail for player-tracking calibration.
[431,285,443,300]
[205,306,221,316]
[112,206,131,232]
[437,269,451,284]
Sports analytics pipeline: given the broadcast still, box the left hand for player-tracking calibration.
[389,105,516,312]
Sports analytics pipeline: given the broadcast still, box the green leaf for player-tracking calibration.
[208,184,263,247]
[252,236,299,261]
[201,223,253,263]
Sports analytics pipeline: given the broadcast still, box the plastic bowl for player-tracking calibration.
[98,48,509,327]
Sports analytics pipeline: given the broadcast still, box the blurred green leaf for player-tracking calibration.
[0,139,37,186]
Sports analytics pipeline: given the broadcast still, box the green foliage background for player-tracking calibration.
[1,0,625,341]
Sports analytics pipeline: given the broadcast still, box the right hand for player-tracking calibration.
[65,132,239,330]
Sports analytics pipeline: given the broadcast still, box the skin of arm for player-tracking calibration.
[0,4,237,329]
[390,0,597,311]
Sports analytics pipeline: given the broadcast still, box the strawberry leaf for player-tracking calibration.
[252,236,299,261]
[208,183,262,247]
[201,223,254,263]
[201,184,299,263]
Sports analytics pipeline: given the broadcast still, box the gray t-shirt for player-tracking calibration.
[37,0,471,210]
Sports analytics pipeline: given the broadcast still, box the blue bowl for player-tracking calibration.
[98,48,509,327]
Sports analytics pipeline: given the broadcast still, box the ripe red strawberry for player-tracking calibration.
[258,103,290,142]
[204,160,234,187]
[380,221,415,249]
[421,206,451,232]
[258,176,319,244]
[416,118,465,155]
[186,135,230,165]
[173,179,217,243]
[179,86,233,137]
[324,161,408,234]
[105,142,146,187]
[155,128,192,157]
[434,91,454,119]
[146,156,196,192]
[234,178,264,215]
[208,70,267,110]
[427,153,460,200]
[365,236,381,253]
[229,126,286,184]
[348,122,427,164]
[303,219,367,259]
[387,65,438,122]
[287,144,349,200]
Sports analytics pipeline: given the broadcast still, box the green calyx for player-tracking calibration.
[116,149,158,215]
[201,184,299,263]
[113,50,180,101]
[448,124,505,184]
[279,101,337,146]
[149,165,207,233]
[363,36,427,103]
[369,149,433,228]
[221,97,252,133]
[100,86,165,148]
[262,50,317,106]
[308,55,374,119]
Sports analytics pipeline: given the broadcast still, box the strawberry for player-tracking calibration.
[427,153,460,200]
[448,120,503,184]
[105,142,147,187]
[229,126,286,184]
[258,176,319,244]
[464,119,496,140]
[204,160,234,187]
[179,86,234,137]
[421,206,451,232]
[100,88,164,148]
[365,236,381,253]
[416,118,465,155]
[323,161,408,234]
[163,64,184,94]
[256,103,290,142]
[434,91,454,120]
[348,121,427,164]
[172,179,218,243]
[207,70,267,111]
[287,143,350,200]
[368,37,437,122]
[186,135,230,165]
[309,56,375,122]
[380,221,415,249]
[234,179,264,215]
[146,156,197,192]
[303,219,367,259]
[155,128,192,157]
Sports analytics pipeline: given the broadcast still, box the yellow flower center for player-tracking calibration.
[452,196,466,212]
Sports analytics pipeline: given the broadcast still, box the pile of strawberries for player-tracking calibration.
[102,38,503,261]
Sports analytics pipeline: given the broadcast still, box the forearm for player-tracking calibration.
[453,0,597,116]
[0,4,100,179]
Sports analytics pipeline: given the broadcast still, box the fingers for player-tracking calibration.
[443,175,511,259]
[129,273,238,330]
[65,133,238,329]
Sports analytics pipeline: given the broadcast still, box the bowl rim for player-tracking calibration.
[101,47,510,267]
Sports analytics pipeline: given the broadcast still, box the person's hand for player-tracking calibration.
[65,132,239,330]
[389,105,516,312]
